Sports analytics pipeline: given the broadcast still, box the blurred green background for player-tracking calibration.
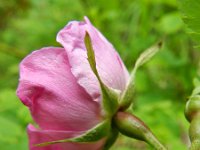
[0,0,199,149]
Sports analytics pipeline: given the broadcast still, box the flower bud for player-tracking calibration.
[185,78,200,150]
[185,95,200,122]
[16,17,129,150]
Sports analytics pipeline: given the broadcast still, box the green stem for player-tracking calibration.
[190,140,200,150]
[185,91,200,150]
[189,115,200,150]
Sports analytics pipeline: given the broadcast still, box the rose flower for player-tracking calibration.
[17,17,129,150]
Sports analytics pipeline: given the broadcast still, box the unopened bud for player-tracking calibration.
[185,95,200,122]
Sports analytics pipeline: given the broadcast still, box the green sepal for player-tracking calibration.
[35,120,110,147]
[84,32,119,117]
[119,41,162,110]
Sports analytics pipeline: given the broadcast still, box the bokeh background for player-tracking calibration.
[0,0,199,149]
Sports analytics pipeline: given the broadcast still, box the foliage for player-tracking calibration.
[0,0,199,149]
[178,0,200,47]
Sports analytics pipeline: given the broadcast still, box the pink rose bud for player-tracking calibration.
[16,17,129,150]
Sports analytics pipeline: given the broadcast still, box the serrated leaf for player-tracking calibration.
[119,42,162,110]
[84,32,119,117]
[35,120,110,147]
[178,0,200,47]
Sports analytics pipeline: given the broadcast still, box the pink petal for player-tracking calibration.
[57,17,129,102]
[28,124,105,150]
[17,47,101,131]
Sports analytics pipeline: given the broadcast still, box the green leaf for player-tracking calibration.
[35,120,110,147]
[178,0,200,47]
[119,42,162,110]
[84,32,119,117]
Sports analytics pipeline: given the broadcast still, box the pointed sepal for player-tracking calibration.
[35,120,110,147]
[119,41,162,110]
[84,32,119,117]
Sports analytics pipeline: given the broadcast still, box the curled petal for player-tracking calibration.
[28,124,105,150]
[57,17,129,101]
[17,47,101,131]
